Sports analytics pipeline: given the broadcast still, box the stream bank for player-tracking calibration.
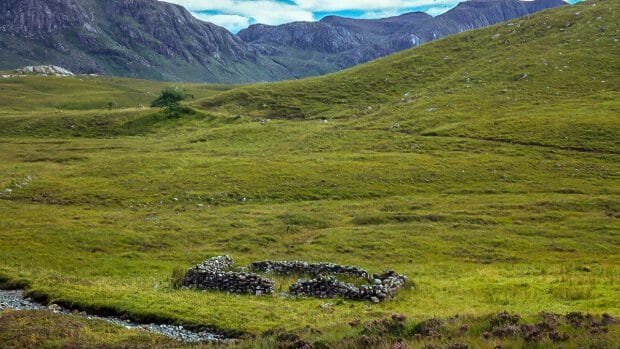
[0,289,226,343]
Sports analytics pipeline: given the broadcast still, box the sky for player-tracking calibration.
[162,0,582,33]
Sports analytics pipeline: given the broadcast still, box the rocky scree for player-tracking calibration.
[1,66,74,78]
[15,65,74,76]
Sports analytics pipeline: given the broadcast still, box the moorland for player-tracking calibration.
[0,0,618,348]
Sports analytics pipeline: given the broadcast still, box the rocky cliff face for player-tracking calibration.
[240,22,367,54]
[0,0,292,83]
[0,0,91,38]
[239,0,567,79]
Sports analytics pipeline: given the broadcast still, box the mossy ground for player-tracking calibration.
[0,1,618,347]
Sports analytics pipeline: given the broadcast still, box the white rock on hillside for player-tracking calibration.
[14,65,74,77]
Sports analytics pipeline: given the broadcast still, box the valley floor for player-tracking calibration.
[0,1,618,346]
[0,117,618,347]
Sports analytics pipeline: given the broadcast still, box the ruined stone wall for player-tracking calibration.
[182,256,275,295]
[288,270,408,303]
[249,260,369,279]
[183,256,408,302]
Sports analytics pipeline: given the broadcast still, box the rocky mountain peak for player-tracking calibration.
[0,0,292,83]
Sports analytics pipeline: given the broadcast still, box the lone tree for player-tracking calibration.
[151,88,193,118]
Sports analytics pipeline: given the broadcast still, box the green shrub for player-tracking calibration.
[151,88,193,118]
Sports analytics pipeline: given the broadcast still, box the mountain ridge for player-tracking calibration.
[238,0,568,79]
[0,0,294,83]
[0,0,568,82]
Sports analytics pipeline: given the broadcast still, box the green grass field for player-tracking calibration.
[0,1,618,347]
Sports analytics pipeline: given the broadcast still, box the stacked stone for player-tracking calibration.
[183,256,275,295]
[289,270,408,303]
[183,256,407,302]
[194,255,234,271]
[360,270,409,303]
[289,275,359,299]
[249,260,369,279]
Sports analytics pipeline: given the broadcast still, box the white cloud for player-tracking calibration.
[193,13,251,32]
[162,1,313,28]
[161,0,459,31]
[293,0,455,12]
[357,9,406,19]
[424,6,452,16]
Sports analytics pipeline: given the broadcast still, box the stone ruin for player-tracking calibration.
[249,260,369,279]
[182,256,275,296]
[182,256,408,303]
[288,271,407,303]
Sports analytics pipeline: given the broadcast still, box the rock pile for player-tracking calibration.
[183,256,275,295]
[14,65,74,76]
[249,260,369,279]
[289,270,408,303]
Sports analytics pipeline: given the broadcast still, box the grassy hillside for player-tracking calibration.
[0,1,618,348]
[203,0,619,153]
[0,76,233,136]
[0,75,232,113]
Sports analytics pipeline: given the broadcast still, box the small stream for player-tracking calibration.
[0,289,225,343]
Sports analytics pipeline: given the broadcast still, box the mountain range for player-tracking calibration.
[238,0,567,78]
[0,0,567,83]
